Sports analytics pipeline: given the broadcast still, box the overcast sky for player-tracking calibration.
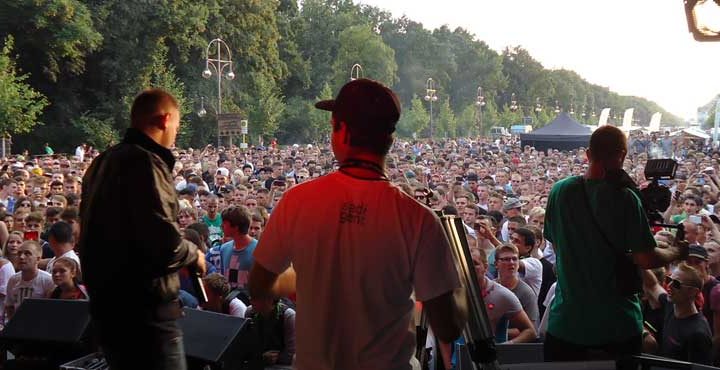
[358,0,720,121]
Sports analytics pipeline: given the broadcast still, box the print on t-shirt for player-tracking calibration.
[339,202,367,225]
[14,286,35,306]
[225,253,249,289]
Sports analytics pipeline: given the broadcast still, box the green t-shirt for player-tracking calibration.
[544,176,656,346]
[45,146,54,155]
[202,213,223,244]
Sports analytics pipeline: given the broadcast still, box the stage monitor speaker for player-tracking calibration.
[496,342,544,364]
[0,298,93,365]
[178,307,259,370]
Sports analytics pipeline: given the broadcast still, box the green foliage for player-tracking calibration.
[435,98,456,138]
[1,0,688,151]
[132,41,192,147]
[456,104,478,137]
[0,36,49,136]
[0,0,102,82]
[331,25,397,90]
[396,96,429,138]
[71,113,119,149]
[307,83,333,143]
[243,72,285,143]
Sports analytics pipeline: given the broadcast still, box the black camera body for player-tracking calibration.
[640,159,678,225]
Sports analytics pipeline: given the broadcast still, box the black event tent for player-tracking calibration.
[520,112,592,152]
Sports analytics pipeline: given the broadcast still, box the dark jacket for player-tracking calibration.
[79,128,197,321]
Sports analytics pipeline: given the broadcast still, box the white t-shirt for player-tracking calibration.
[0,261,16,326]
[254,172,460,370]
[5,270,55,313]
[75,146,85,162]
[519,257,543,296]
[46,250,80,274]
[228,298,247,318]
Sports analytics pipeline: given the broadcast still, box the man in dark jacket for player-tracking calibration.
[79,89,205,370]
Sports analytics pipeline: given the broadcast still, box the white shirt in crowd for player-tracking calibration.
[75,145,85,163]
[46,250,81,274]
[255,172,460,370]
[5,270,55,318]
[0,262,16,327]
[519,257,543,296]
[228,298,247,318]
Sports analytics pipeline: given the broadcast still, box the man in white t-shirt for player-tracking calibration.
[45,221,81,274]
[6,241,55,321]
[510,227,543,295]
[201,273,247,317]
[249,79,467,370]
[75,143,86,163]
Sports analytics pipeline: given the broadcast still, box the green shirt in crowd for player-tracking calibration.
[202,213,223,245]
[544,176,656,346]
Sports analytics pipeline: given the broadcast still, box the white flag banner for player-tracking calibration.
[649,113,662,132]
[598,108,611,126]
[622,108,634,130]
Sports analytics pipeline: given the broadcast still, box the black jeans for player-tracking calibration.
[544,332,642,370]
[96,319,186,370]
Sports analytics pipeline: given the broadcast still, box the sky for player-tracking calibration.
[358,0,720,122]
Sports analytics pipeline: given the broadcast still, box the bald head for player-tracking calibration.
[129,89,181,148]
[588,125,627,168]
[130,89,179,129]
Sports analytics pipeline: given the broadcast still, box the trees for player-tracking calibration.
[0,37,49,137]
[0,0,686,149]
[331,25,397,91]
[396,96,429,138]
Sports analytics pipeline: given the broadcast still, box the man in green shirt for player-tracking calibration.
[44,143,54,155]
[544,125,688,368]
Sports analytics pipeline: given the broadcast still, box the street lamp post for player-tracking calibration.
[424,78,438,139]
[350,64,364,81]
[509,93,519,112]
[476,86,486,137]
[202,38,235,147]
[197,96,207,118]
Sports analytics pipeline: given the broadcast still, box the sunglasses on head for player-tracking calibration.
[665,276,699,290]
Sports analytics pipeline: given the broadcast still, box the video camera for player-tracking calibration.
[640,158,678,225]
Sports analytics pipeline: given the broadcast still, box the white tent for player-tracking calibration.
[678,127,710,140]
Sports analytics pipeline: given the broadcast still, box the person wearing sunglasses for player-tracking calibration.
[642,262,712,364]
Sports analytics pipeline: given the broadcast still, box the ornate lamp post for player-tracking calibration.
[509,93,519,112]
[202,38,235,147]
[424,78,438,138]
[350,64,364,81]
[476,86,486,137]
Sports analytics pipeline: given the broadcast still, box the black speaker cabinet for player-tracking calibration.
[0,298,93,367]
[178,307,260,370]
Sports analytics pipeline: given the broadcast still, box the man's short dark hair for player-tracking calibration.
[48,221,74,243]
[45,206,63,219]
[588,125,627,163]
[186,222,210,244]
[60,207,79,222]
[251,213,265,225]
[130,89,179,128]
[203,273,231,297]
[221,206,251,234]
[508,216,527,225]
[318,79,399,156]
[513,227,536,248]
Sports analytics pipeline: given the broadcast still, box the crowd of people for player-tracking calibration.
[0,114,718,367]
